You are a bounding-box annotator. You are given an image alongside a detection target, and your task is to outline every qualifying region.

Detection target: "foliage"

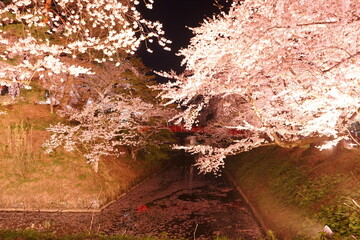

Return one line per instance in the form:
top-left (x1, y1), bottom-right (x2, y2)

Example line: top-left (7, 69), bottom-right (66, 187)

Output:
top-left (0, 229), bottom-right (181, 240)
top-left (137, 129), bottom-right (176, 163)
top-left (317, 197), bottom-right (360, 238)
top-left (213, 230), bottom-right (280, 240)
top-left (267, 161), bottom-right (359, 237)
top-left (158, 0), bottom-right (360, 173)
top-left (226, 146), bottom-right (360, 239)
top-left (272, 170), bottom-right (343, 209)
top-left (0, 229), bottom-right (284, 240)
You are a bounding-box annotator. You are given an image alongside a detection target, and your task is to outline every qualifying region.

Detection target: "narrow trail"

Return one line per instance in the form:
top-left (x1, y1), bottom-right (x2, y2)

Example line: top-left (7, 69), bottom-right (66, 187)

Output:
top-left (0, 166), bottom-right (264, 239)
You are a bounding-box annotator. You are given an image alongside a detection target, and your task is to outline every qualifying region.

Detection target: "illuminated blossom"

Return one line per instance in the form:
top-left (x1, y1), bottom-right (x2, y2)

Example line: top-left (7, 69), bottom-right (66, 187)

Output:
top-left (159, 0), bottom-right (360, 173)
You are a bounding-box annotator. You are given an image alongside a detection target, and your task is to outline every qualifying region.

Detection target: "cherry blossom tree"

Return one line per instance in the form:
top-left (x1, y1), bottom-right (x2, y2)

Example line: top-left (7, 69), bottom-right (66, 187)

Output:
top-left (158, 0), bottom-right (360, 173)
top-left (43, 94), bottom-right (173, 172)
top-left (0, 0), bottom-right (170, 98)
top-left (0, 0), bottom-right (174, 169)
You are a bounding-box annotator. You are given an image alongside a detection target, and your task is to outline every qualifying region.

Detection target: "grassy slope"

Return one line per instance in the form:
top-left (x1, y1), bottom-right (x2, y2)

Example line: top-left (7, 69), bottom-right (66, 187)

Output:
top-left (0, 229), bottom-right (175, 240)
top-left (226, 145), bottom-right (360, 240)
top-left (0, 86), bottom-right (169, 210)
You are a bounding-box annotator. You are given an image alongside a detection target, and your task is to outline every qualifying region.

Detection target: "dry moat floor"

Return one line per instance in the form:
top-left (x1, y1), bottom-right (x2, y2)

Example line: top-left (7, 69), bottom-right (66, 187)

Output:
top-left (0, 167), bottom-right (264, 240)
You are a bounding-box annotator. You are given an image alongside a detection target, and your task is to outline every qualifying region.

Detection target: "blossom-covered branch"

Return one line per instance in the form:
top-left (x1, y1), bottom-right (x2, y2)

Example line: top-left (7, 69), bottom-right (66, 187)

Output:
top-left (158, 0), bottom-right (360, 173)
top-left (0, 0), bottom-right (170, 97)
top-left (43, 95), bottom-right (173, 172)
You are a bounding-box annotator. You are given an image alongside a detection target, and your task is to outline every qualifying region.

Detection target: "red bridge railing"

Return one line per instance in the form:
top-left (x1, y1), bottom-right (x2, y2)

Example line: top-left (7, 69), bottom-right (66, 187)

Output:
top-left (138, 125), bottom-right (250, 136)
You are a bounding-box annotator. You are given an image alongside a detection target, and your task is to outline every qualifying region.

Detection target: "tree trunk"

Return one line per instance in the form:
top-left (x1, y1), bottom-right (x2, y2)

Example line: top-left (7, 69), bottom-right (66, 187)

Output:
top-left (48, 89), bottom-right (54, 113)
top-left (130, 148), bottom-right (137, 161)
top-left (271, 132), bottom-right (329, 149)
top-left (331, 139), bottom-right (345, 157)
top-left (49, 97), bottom-right (54, 113)
top-left (60, 75), bottom-right (73, 108)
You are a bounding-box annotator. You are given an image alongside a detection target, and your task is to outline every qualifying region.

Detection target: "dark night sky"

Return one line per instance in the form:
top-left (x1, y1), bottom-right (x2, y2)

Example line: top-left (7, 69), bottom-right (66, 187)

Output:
top-left (136, 0), bottom-right (232, 73)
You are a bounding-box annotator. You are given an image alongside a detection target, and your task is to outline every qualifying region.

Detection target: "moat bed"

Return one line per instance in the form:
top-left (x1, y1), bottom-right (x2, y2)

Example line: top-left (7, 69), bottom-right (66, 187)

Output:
top-left (0, 166), bottom-right (264, 240)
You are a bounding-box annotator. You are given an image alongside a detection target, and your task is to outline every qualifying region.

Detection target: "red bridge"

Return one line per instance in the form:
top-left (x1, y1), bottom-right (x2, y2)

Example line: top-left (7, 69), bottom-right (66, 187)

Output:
top-left (167, 125), bottom-right (203, 133)
top-left (167, 125), bottom-right (250, 136)
top-left (138, 125), bottom-right (250, 136)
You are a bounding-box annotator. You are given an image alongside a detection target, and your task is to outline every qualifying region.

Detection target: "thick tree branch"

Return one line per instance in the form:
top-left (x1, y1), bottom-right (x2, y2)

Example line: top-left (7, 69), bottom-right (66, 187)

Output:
top-left (345, 128), bottom-right (360, 146)
top-left (349, 108), bottom-right (360, 122)
top-left (323, 51), bottom-right (360, 73)
top-left (271, 132), bottom-right (330, 148)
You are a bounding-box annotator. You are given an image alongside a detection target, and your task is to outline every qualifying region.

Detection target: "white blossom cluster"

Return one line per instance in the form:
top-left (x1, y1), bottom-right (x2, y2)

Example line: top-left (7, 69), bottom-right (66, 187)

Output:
top-left (159, 0), bottom-right (360, 172)
top-left (0, 0), bottom-right (169, 57)
top-left (43, 95), bottom-right (170, 171)
top-left (0, 0), bottom-right (174, 169)
top-left (0, 34), bottom-right (94, 102)
top-left (0, 0), bottom-right (169, 96)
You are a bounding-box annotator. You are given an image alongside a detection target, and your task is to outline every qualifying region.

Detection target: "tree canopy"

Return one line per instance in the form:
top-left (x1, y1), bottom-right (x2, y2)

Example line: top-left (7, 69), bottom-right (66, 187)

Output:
top-left (158, 0), bottom-right (360, 173)
top-left (0, 0), bottom-right (169, 89)
top-left (1, 0), bottom-right (359, 173)
top-left (0, 0), bottom-right (173, 169)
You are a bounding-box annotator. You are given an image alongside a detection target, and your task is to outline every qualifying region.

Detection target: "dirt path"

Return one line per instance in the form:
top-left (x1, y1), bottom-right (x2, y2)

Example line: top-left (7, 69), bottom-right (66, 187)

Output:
top-left (0, 167), bottom-right (264, 239)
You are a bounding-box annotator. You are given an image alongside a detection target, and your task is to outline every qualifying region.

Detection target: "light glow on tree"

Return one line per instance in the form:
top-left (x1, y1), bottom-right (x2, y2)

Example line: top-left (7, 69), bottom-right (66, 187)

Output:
top-left (0, 0), bottom-right (170, 95)
top-left (43, 95), bottom-right (173, 172)
top-left (158, 0), bottom-right (360, 173)
top-left (0, 0), bottom-right (173, 169)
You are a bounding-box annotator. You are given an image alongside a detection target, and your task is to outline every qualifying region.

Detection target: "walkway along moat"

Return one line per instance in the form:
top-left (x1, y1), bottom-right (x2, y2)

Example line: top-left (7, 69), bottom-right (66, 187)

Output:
top-left (0, 166), bottom-right (265, 239)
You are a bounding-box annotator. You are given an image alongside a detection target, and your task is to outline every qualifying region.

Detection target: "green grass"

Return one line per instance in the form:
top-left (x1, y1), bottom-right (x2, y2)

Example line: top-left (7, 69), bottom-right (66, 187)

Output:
top-left (226, 146), bottom-right (360, 239)
top-left (213, 230), bottom-right (279, 240)
top-left (0, 229), bottom-right (285, 240)
top-left (0, 229), bottom-right (178, 240)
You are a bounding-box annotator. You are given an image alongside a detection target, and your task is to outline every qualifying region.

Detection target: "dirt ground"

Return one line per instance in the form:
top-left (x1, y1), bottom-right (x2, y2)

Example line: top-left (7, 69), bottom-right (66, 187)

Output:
top-left (0, 166), bottom-right (265, 240)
